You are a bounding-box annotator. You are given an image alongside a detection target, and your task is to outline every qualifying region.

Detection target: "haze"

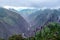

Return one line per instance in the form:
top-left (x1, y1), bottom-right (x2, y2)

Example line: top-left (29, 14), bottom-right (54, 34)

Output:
top-left (0, 0), bottom-right (60, 8)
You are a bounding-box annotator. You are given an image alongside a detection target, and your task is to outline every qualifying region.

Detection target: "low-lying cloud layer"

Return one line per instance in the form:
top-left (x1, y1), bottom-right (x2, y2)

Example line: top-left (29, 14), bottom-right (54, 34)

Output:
top-left (0, 0), bottom-right (60, 8)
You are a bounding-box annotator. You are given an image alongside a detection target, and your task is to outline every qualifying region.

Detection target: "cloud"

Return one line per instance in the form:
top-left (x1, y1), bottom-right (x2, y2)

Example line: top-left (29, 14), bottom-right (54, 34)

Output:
top-left (30, 0), bottom-right (59, 8)
top-left (0, 0), bottom-right (60, 8)
top-left (3, 6), bottom-right (38, 10)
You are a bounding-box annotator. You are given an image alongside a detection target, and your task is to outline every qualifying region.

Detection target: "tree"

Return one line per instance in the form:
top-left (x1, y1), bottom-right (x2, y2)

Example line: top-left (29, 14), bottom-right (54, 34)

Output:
top-left (9, 34), bottom-right (25, 40)
top-left (0, 38), bottom-right (4, 40)
top-left (35, 22), bottom-right (60, 40)
top-left (27, 37), bottom-right (35, 40)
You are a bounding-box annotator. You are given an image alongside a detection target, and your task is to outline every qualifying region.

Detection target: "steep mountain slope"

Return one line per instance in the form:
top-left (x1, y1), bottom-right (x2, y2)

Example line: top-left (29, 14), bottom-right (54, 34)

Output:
top-left (28, 10), bottom-right (43, 24)
top-left (0, 8), bottom-right (30, 40)
top-left (28, 9), bottom-right (60, 31)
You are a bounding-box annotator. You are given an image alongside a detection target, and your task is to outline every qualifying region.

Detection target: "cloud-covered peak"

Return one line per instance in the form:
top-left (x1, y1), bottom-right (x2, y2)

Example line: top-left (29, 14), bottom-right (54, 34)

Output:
top-left (3, 6), bottom-right (39, 10)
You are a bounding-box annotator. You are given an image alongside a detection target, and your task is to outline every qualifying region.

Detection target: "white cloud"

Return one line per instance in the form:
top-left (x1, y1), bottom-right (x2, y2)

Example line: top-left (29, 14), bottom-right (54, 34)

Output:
top-left (3, 6), bottom-right (39, 10)
top-left (0, 0), bottom-right (60, 8)
top-left (25, 0), bottom-right (58, 3)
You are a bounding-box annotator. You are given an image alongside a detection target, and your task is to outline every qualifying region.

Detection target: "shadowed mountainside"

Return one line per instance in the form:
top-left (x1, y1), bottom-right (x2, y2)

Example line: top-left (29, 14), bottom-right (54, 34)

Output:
top-left (0, 8), bottom-right (30, 40)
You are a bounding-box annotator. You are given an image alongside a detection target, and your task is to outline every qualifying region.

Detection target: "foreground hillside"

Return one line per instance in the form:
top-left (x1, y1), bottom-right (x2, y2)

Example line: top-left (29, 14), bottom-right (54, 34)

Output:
top-left (1, 22), bottom-right (60, 40)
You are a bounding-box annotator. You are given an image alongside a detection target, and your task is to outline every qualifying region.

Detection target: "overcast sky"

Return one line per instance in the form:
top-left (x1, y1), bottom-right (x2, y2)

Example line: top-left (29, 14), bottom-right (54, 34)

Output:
top-left (0, 0), bottom-right (60, 8)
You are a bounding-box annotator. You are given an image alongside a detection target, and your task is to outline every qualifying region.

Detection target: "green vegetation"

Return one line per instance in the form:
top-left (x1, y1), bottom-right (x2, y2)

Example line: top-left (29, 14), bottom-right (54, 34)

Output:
top-left (1, 22), bottom-right (60, 40)
top-left (9, 34), bottom-right (25, 40)
top-left (35, 22), bottom-right (60, 40)
top-left (0, 38), bottom-right (4, 40)
top-left (8, 35), bottom-right (35, 40)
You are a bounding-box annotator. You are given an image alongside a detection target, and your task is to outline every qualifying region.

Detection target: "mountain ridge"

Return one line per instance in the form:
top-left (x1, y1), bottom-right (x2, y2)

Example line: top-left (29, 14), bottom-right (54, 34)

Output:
top-left (0, 7), bottom-right (30, 40)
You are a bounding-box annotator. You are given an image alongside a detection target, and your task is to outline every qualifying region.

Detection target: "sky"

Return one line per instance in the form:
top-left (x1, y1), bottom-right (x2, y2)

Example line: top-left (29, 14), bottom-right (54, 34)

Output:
top-left (0, 0), bottom-right (60, 8)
